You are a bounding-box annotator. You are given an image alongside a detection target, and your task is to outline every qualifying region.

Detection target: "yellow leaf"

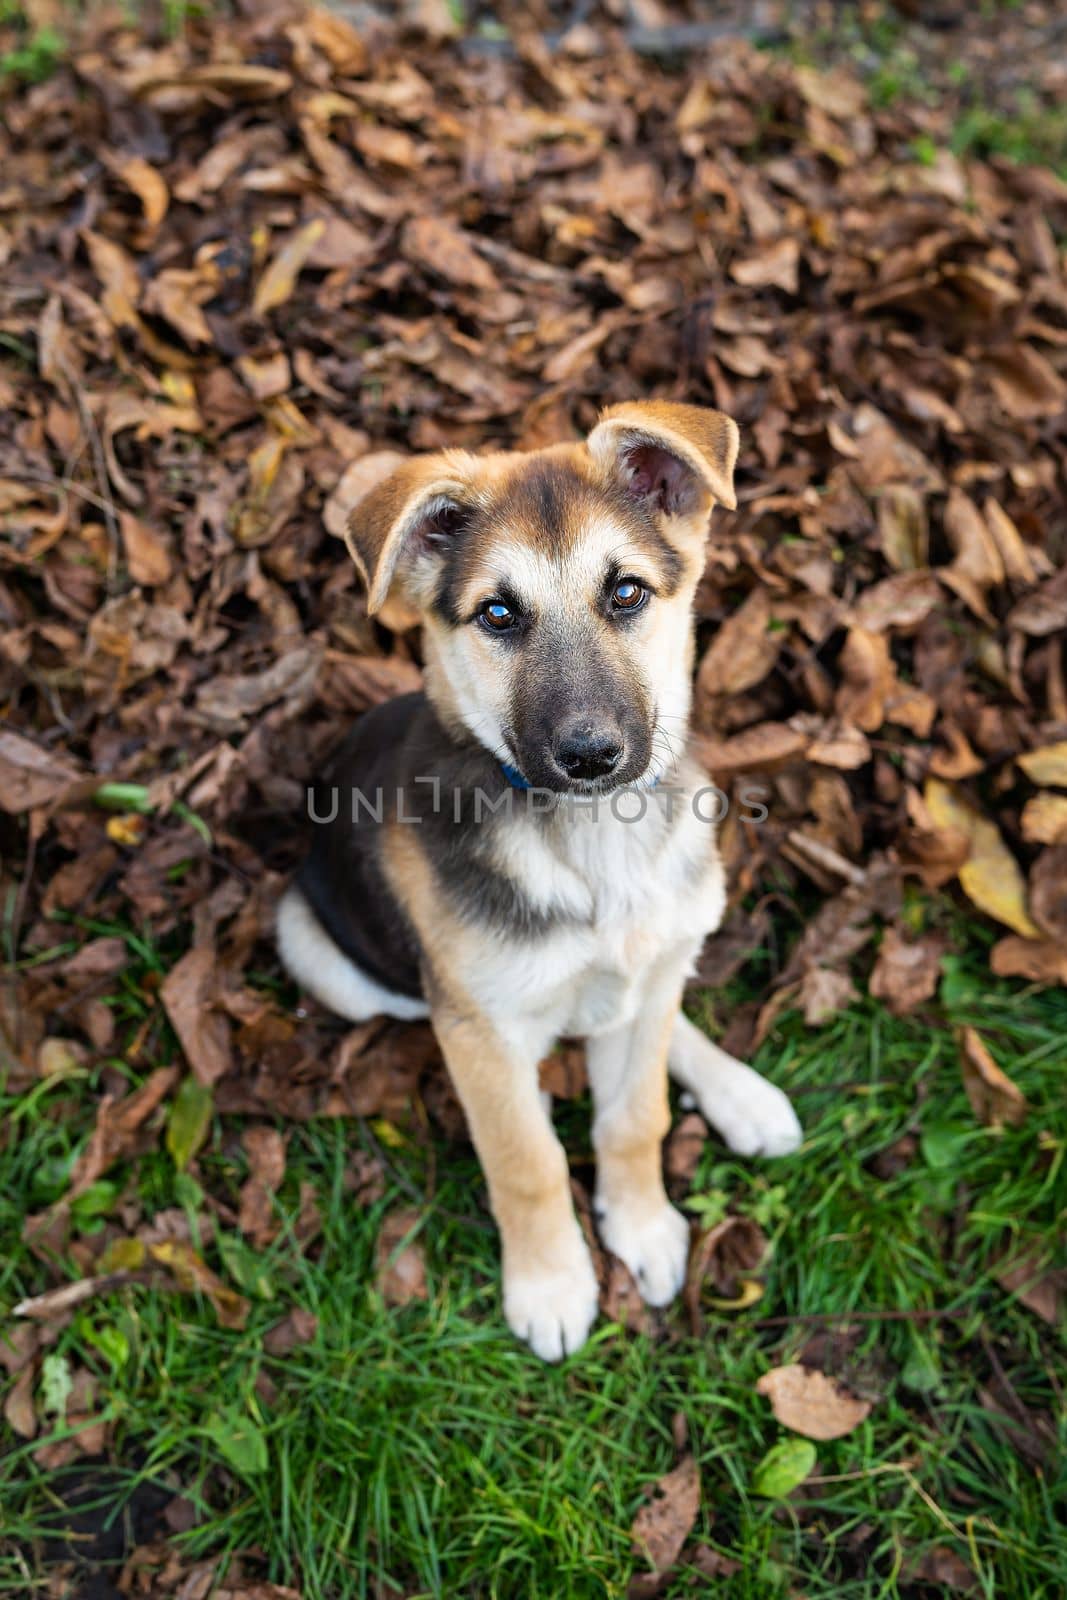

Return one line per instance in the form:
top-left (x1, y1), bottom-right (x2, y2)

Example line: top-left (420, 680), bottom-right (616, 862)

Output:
top-left (706, 1277), bottom-right (765, 1312)
top-left (370, 1118), bottom-right (407, 1150)
top-left (148, 1241), bottom-right (249, 1329)
top-left (106, 813), bottom-right (147, 848)
top-left (98, 1236), bottom-right (146, 1272)
top-left (252, 220), bottom-right (326, 316)
top-left (924, 778), bottom-right (1040, 938)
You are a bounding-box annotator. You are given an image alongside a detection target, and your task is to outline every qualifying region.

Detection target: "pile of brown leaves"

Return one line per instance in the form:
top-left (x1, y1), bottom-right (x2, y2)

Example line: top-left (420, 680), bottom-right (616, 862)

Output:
top-left (1, 0), bottom-right (1065, 1130)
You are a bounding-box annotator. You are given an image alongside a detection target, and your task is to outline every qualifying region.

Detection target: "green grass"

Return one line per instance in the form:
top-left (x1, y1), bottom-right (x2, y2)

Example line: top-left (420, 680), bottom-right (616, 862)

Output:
top-left (1, 930), bottom-right (1064, 1598)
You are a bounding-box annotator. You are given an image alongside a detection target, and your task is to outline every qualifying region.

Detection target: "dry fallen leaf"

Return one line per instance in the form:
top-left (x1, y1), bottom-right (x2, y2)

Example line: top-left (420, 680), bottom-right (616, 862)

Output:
top-left (924, 779), bottom-right (1040, 939)
top-left (252, 220), bottom-right (327, 316)
top-left (629, 1454), bottom-right (701, 1597)
top-left (148, 1240), bottom-right (250, 1329)
top-left (238, 1126), bottom-right (287, 1249)
top-left (755, 1364), bottom-right (873, 1440)
top-left (1017, 743), bottom-right (1067, 787)
top-left (993, 1249), bottom-right (1064, 1326)
top-left (375, 1210), bottom-right (429, 1307)
top-left (684, 1215), bottom-right (767, 1333)
top-left (990, 935), bottom-right (1067, 986)
top-left (68, 1067), bottom-right (179, 1199)
top-left (3, 1367), bottom-right (37, 1440)
top-left (868, 926), bottom-right (946, 1016)
top-left (0, 730), bottom-right (81, 814)
top-left (957, 1026), bottom-right (1029, 1128)
top-left (263, 1307), bottom-right (319, 1356)
top-left (161, 946), bottom-right (234, 1085)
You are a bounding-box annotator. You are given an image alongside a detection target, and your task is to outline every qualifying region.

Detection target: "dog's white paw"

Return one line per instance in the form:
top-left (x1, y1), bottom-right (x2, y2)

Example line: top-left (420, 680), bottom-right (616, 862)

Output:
top-left (503, 1234), bottom-right (599, 1362)
top-left (700, 1063), bottom-right (802, 1158)
top-left (597, 1200), bottom-right (690, 1308)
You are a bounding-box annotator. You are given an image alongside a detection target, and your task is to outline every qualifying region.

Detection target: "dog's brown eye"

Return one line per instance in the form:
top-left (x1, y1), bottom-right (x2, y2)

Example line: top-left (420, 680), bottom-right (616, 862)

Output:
top-left (612, 579), bottom-right (647, 612)
top-left (479, 600), bottom-right (516, 632)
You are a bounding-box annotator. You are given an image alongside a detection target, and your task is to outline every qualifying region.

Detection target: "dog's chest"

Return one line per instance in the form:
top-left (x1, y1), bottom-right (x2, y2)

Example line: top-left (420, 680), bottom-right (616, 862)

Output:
top-left (474, 794), bottom-right (724, 1037)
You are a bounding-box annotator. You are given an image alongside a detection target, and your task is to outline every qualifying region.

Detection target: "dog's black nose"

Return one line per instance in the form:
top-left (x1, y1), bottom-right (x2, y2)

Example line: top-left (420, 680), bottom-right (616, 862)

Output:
top-left (554, 726), bottom-right (623, 782)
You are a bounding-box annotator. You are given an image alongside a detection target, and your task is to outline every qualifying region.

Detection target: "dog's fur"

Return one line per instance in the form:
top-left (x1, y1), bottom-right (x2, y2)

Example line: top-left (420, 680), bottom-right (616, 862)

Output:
top-left (278, 402), bottom-right (801, 1360)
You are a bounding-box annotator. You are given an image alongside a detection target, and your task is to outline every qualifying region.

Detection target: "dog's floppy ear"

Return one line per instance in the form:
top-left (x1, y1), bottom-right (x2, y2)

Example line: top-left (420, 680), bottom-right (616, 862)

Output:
top-left (586, 401), bottom-right (739, 529)
top-left (345, 456), bottom-right (473, 616)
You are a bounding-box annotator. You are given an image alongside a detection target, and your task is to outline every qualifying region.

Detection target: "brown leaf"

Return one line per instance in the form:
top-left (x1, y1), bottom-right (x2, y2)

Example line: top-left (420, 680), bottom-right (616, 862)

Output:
top-left (4, 1367), bottom-right (37, 1439)
top-left (161, 946), bottom-right (233, 1085)
top-left (799, 966), bottom-right (858, 1025)
top-left (119, 511), bottom-right (172, 586)
top-left (69, 1066), bottom-right (179, 1199)
top-left (876, 485), bottom-right (928, 571)
top-left (695, 722), bottom-right (808, 775)
top-left (993, 1249), bottom-right (1064, 1326)
top-left (983, 345), bottom-right (1066, 420)
top-left (957, 1026), bottom-right (1029, 1128)
top-left (1028, 845), bottom-right (1067, 944)
top-left (263, 1307), bottom-right (319, 1356)
top-left (835, 628), bottom-right (893, 733)
top-left (0, 730), bottom-right (81, 814)
top-left (910, 1547), bottom-right (979, 1593)
top-left (805, 719), bottom-right (871, 770)
top-left (629, 1455), bottom-right (701, 1593)
top-left (252, 220), bottom-right (327, 316)
top-left (851, 570), bottom-right (940, 633)
top-left (539, 1041), bottom-right (588, 1099)
top-left (869, 926), bottom-right (946, 1016)
top-left (755, 1364), bottom-right (872, 1440)
top-left (730, 237), bottom-right (799, 293)
top-left (990, 935), bottom-right (1067, 986)
top-left (376, 1210), bottom-right (428, 1307)
top-left (684, 1215), bottom-right (767, 1333)
top-left (401, 217), bottom-right (499, 292)
top-left (600, 1256), bottom-right (650, 1336)
top-left (238, 1126), bottom-right (287, 1248)
top-left (944, 487), bottom-right (1003, 590)
top-left (133, 62), bottom-right (293, 99)
top-left (697, 587), bottom-right (781, 699)
top-left (104, 152), bottom-right (169, 232)
top-left (665, 1113), bottom-right (708, 1185)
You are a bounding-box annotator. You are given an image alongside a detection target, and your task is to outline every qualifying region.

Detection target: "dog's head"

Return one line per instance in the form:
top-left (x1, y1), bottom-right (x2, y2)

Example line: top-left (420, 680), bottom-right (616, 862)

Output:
top-left (345, 401), bottom-right (739, 793)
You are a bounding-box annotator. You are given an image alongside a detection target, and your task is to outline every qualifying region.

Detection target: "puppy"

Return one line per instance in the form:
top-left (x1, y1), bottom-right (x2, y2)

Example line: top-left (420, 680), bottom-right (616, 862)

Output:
top-left (278, 401), bottom-right (801, 1360)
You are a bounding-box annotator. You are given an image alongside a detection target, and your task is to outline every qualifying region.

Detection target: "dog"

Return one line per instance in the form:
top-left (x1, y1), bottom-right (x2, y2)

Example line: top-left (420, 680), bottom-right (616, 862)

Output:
top-left (277, 401), bottom-right (801, 1361)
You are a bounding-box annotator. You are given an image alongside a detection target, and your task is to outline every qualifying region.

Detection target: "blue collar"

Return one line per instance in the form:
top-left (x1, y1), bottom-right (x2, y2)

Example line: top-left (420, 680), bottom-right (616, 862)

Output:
top-left (499, 761), bottom-right (530, 790)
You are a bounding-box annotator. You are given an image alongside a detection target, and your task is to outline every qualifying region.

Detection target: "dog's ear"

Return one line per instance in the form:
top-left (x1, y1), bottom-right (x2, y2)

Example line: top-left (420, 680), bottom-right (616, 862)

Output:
top-left (345, 457), bottom-right (473, 616)
top-left (586, 401), bottom-right (739, 531)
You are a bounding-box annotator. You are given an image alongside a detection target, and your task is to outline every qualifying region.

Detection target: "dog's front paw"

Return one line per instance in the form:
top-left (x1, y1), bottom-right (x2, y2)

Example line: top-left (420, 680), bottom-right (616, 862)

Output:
top-left (703, 1063), bottom-right (802, 1158)
top-left (503, 1231), bottom-right (599, 1362)
top-left (596, 1199), bottom-right (689, 1307)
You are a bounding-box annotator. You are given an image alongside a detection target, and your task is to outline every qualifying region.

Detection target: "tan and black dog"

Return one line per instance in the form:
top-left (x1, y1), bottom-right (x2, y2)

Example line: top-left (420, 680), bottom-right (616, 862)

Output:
top-left (278, 401), bottom-right (801, 1360)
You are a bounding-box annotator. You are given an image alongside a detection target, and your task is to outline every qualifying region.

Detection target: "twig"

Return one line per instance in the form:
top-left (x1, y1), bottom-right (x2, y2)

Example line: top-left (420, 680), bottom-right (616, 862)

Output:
top-left (60, 358), bottom-right (122, 588)
top-left (783, 830), bottom-right (867, 887)
top-left (14, 1269), bottom-right (157, 1319)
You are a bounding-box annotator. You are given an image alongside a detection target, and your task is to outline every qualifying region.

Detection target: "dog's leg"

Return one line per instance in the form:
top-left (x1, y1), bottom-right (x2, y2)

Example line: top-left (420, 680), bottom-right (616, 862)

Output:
top-left (433, 1005), bottom-right (599, 1362)
top-left (667, 1012), bottom-right (802, 1158)
top-left (586, 964), bottom-right (691, 1308)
